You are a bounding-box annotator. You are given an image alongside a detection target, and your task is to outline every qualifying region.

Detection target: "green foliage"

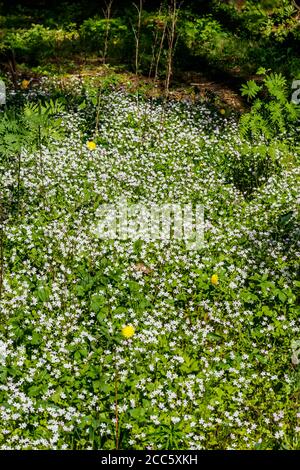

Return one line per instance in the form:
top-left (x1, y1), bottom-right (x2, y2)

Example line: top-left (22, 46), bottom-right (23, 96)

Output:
top-left (0, 98), bottom-right (66, 156)
top-left (221, 140), bottom-right (283, 197)
top-left (180, 15), bottom-right (228, 58)
top-left (1, 1), bottom-right (300, 80)
top-left (222, 70), bottom-right (300, 196)
top-left (240, 71), bottom-right (300, 141)
top-left (0, 112), bottom-right (26, 158)
top-left (23, 99), bottom-right (66, 147)
top-left (241, 80), bottom-right (262, 100)
top-left (3, 24), bottom-right (79, 63)
top-left (80, 17), bottom-right (128, 58)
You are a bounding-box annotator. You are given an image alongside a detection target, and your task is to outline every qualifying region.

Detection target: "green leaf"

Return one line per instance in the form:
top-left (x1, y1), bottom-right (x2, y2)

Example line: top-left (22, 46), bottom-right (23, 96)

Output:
top-left (91, 294), bottom-right (106, 312)
top-left (241, 80), bottom-right (262, 99)
top-left (278, 291), bottom-right (287, 303)
top-left (31, 332), bottom-right (42, 345)
top-left (36, 285), bottom-right (50, 302)
top-left (129, 407), bottom-right (146, 419)
top-left (28, 385), bottom-right (41, 397)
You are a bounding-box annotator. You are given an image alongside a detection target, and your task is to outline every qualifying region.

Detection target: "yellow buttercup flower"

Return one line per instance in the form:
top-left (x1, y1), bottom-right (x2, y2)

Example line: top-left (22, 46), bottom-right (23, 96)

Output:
top-left (211, 274), bottom-right (219, 286)
top-left (21, 79), bottom-right (30, 90)
top-left (121, 325), bottom-right (135, 338)
top-left (86, 141), bottom-right (97, 150)
top-left (220, 108), bottom-right (226, 115)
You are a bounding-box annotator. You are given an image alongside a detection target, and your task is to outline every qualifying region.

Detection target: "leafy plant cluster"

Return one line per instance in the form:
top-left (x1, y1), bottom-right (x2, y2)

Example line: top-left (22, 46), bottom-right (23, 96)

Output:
top-left (219, 70), bottom-right (300, 197)
top-left (1, 0), bottom-right (300, 80)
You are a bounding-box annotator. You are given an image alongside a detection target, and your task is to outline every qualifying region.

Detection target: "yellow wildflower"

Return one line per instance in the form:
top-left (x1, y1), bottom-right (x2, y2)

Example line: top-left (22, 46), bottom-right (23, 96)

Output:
top-left (121, 325), bottom-right (135, 338)
top-left (211, 274), bottom-right (219, 286)
top-left (86, 141), bottom-right (97, 150)
top-left (21, 79), bottom-right (30, 90)
top-left (220, 108), bottom-right (226, 115)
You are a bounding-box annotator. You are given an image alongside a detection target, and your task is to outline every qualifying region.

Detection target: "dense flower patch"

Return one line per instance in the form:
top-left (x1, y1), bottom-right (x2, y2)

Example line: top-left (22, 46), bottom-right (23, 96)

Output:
top-left (0, 86), bottom-right (299, 449)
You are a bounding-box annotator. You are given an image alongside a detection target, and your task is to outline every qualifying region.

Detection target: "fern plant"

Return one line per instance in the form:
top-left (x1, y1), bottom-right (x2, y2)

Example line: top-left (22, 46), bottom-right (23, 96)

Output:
top-left (0, 99), bottom-right (65, 218)
top-left (240, 69), bottom-right (300, 141)
top-left (0, 111), bottom-right (29, 218)
top-left (23, 98), bottom-right (65, 148)
top-left (224, 70), bottom-right (299, 197)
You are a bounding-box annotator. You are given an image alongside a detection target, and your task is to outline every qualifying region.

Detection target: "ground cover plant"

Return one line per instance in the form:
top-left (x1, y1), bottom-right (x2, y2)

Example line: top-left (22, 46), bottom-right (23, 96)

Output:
top-left (0, 0), bottom-right (300, 451)
top-left (0, 73), bottom-right (299, 450)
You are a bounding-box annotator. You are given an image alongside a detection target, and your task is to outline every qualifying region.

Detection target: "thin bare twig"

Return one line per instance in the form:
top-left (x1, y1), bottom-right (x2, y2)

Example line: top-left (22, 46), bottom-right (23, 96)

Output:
top-left (165, 0), bottom-right (182, 96)
top-left (102, 0), bottom-right (114, 64)
top-left (132, 0), bottom-right (144, 75)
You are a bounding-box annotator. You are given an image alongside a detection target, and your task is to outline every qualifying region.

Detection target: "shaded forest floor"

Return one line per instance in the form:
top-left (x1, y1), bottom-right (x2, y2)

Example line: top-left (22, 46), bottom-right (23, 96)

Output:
top-left (4, 55), bottom-right (247, 113)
